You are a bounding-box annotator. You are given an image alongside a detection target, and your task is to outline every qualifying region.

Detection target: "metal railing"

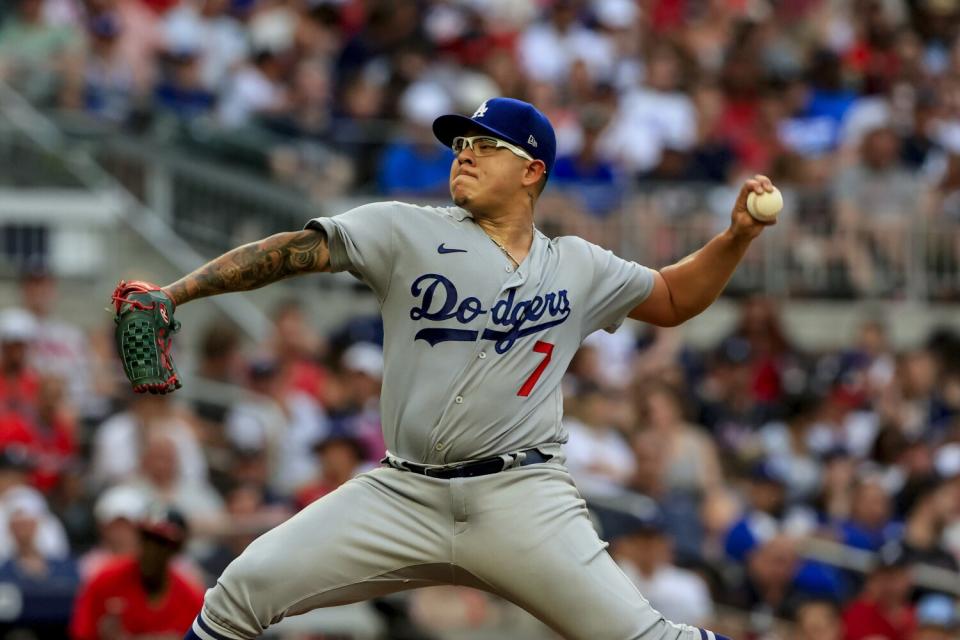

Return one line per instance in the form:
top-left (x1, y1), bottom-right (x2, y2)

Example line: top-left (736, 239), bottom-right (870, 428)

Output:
top-left (38, 125), bottom-right (960, 302)
top-left (0, 82), bottom-right (274, 341)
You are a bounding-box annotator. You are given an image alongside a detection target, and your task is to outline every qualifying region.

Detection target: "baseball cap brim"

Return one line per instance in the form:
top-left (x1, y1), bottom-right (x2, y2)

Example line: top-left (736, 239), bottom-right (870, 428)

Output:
top-left (432, 114), bottom-right (525, 152)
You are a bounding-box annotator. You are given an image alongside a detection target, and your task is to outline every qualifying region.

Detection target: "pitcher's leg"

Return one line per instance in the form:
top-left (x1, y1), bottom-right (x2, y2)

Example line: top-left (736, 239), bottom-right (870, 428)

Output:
top-left (189, 468), bottom-right (453, 640)
top-left (455, 467), bottom-right (701, 640)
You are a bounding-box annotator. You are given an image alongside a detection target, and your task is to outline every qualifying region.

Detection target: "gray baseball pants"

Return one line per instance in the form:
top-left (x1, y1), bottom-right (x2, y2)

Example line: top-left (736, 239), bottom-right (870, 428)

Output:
top-left (188, 452), bottom-right (702, 640)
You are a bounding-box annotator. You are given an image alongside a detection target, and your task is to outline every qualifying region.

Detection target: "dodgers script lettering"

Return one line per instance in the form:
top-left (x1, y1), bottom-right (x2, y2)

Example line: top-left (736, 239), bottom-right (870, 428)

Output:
top-left (409, 274), bottom-right (571, 353)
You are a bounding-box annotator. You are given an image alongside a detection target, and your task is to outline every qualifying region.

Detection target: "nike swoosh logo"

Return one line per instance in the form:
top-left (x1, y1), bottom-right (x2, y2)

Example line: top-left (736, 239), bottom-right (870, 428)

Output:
top-left (438, 244), bottom-right (468, 254)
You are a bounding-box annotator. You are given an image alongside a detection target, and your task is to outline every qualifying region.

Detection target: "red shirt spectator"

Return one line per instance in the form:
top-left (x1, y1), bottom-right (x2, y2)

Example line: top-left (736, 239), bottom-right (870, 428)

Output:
top-left (842, 598), bottom-right (916, 640)
top-left (295, 429), bottom-right (364, 510)
top-left (0, 377), bottom-right (76, 493)
top-left (70, 556), bottom-right (203, 640)
top-left (842, 547), bottom-right (916, 640)
top-left (0, 371), bottom-right (40, 412)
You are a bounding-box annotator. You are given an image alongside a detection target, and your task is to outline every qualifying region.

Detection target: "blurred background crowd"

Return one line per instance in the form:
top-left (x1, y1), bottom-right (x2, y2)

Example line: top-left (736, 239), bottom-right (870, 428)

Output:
top-left (2, 0), bottom-right (960, 639)
top-left (4, 0), bottom-right (960, 298)
top-left (0, 271), bottom-right (958, 639)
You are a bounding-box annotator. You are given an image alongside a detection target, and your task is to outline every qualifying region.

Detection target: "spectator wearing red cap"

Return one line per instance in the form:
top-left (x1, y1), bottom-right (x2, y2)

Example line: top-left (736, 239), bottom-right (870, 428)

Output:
top-left (70, 506), bottom-right (203, 640)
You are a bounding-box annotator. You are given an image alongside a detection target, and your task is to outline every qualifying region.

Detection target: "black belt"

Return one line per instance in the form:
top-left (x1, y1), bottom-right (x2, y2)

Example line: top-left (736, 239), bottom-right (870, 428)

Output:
top-left (393, 449), bottom-right (551, 479)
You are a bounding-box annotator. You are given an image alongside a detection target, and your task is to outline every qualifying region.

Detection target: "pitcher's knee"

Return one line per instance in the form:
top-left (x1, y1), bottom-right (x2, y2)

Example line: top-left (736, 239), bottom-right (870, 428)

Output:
top-left (202, 550), bottom-right (288, 638)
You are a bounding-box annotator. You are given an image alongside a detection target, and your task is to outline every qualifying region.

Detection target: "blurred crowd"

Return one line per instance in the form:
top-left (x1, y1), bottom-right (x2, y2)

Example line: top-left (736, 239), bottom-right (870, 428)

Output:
top-left (4, 0), bottom-right (960, 297)
top-left (1, 0), bottom-right (960, 638)
top-left (0, 268), bottom-right (957, 639)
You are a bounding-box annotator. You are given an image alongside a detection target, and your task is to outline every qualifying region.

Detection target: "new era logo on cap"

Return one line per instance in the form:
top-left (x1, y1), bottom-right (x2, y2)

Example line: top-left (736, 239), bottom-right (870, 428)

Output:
top-left (433, 97), bottom-right (557, 177)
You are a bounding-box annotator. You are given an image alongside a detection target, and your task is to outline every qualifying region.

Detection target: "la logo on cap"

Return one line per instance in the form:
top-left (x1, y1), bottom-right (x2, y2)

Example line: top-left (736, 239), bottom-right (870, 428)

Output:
top-left (472, 102), bottom-right (488, 118)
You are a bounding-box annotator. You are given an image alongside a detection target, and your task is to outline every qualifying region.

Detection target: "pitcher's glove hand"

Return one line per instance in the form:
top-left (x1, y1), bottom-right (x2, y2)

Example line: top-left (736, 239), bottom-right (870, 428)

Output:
top-left (111, 280), bottom-right (182, 394)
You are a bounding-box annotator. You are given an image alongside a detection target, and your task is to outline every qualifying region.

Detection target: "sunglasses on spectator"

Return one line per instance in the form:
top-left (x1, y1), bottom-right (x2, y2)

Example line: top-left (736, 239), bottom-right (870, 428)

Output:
top-left (452, 136), bottom-right (534, 161)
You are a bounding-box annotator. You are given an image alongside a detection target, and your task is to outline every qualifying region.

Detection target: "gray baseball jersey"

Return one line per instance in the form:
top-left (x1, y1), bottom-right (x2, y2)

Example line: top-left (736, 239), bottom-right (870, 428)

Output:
top-left (306, 201), bottom-right (655, 464)
top-left (191, 202), bottom-right (709, 640)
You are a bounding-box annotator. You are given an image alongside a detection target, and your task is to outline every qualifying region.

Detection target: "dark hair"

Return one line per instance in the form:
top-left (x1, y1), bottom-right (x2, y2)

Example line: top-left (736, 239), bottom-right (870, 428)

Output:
top-left (199, 323), bottom-right (240, 361)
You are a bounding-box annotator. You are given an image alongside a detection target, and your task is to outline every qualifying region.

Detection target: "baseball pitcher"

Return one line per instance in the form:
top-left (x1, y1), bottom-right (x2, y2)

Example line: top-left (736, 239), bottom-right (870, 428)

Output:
top-left (113, 98), bottom-right (776, 640)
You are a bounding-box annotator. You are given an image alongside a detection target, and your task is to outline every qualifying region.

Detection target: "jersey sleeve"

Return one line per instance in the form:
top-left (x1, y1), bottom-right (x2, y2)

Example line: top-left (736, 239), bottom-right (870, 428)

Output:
top-left (305, 202), bottom-right (398, 300)
top-left (580, 240), bottom-right (655, 337)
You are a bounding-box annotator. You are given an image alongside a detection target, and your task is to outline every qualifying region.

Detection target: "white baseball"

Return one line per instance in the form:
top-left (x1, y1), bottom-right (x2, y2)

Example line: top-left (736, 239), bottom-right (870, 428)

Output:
top-left (746, 187), bottom-right (783, 221)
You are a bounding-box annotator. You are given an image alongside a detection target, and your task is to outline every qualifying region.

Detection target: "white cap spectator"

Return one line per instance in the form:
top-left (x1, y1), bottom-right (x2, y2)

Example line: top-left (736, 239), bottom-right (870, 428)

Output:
top-left (593, 0), bottom-right (638, 30)
top-left (5, 489), bottom-right (48, 521)
top-left (94, 485), bottom-right (149, 526)
top-left (0, 308), bottom-right (37, 343)
top-left (838, 99), bottom-right (893, 149)
top-left (0, 485), bottom-right (68, 561)
top-left (451, 74), bottom-right (501, 116)
top-left (248, 3), bottom-right (297, 54)
top-left (342, 343), bottom-right (384, 380)
top-left (935, 443), bottom-right (960, 479)
top-left (399, 82), bottom-right (452, 128)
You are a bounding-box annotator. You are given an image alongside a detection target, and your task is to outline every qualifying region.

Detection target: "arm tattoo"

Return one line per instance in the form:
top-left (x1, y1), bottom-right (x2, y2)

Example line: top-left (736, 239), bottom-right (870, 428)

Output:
top-left (163, 229), bottom-right (330, 306)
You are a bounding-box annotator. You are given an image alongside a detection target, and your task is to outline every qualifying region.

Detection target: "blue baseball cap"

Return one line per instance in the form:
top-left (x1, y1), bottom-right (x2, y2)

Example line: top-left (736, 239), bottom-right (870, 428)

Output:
top-left (433, 97), bottom-right (557, 177)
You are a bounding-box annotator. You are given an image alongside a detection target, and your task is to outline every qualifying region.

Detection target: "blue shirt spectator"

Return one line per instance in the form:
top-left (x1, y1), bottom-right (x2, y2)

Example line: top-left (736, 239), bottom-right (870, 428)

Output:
top-left (378, 142), bottom-right (454, 196)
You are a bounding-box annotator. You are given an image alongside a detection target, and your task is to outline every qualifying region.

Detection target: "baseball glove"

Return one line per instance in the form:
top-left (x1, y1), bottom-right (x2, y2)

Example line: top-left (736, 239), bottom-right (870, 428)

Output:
top-left (111, 280), bottom-right (182, 394)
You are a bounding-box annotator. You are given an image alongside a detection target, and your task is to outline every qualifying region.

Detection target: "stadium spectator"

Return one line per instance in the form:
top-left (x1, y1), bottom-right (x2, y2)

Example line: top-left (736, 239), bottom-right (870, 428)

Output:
top-left (0, 447), bottom-right (69, 561)
top-left (628, 427), bottom-right (710, 564)
top-left (82, 12), bottom-right (139, 123)
top-left (79, 484), bottom-right (147, 581)
top-left (70, 507), bottom-right (203, 640)
top-left (19, 375), bottom-right (76, 494)
top-left (225, 357), bottom-right (327, 495)
top-left (600, 42), bottom-right (697, 176)
top-left (726, 533), bottom-right (841, 622)
top-left (19, 266), bottom-right (90, 418)
top-left (190, 322), bottom-right (244, 427)
top-left (551, 103), bottom-right (622, 217)
top-left (612, 507), bottom-right (715, 627)
top-left (331, 341), bottom-right (386, 463)
top-left (118, 430), bottom-right (225, 543)
top-left (91, 393), bottom-right (208, 489)
top-left (216, 48), bottom-right (288, 129)
top-left (792, 599), bottom-right (843, 640)
top-left (635, 381), bottom-right (723, 498)
top-left (197, 480), bottom-right (290, 586)
top-left (842, 542), bottom-right (917, 640)
top-left (757, 392), bottom-right (824, 503)
top-left (0, 0), bottom-right (83, 106)
top-left (266, 298), bottom-right (328, 402)
top-left (563, 381), bottom-right (636, 498)
top-left (836, 474), bottom-right (901, 553)
top-left (162, 0), bottom-right (248, 94)
top-left (377, 81), bottom-right (456, 196)
top-left (295, 425), bottom-right (365, 510)
top-left (0, 488), bottom-right (79, 637)
top-left (0, 308), bottom-right (40, 415)
top-left (723, 460), bottom-right (818, 564)
top-left (517, 0), bottom-right (614, 87)
top-left (899, 478), bottom-right (960, 584)
top-left (84, 0), bottom-right (163, 98)
top-left (152, 48), bottom-right (215, 121)
top-left (834, 124), bottom-right (923, 294)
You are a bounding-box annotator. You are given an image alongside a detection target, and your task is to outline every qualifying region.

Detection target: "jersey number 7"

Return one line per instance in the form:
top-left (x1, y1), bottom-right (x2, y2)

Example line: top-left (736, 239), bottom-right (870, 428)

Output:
top-left (517, 341), bottom-right (554, 397)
